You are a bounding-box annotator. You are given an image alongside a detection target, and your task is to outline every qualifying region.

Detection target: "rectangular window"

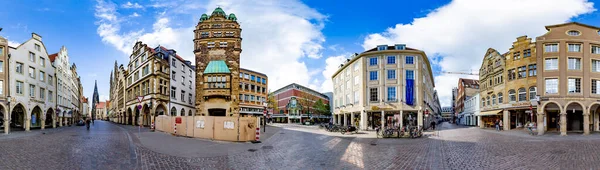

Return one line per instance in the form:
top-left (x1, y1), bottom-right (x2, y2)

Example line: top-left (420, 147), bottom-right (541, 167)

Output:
top-left (0, 61), bottom-right (3, 72)
top-left (172, 71), bottom-right (176, 80)
top-left (592, 45), bottom-right (600, 54)
top-left (49, 91), bottom-right (53, 101)
top-left (523, 49), bottom-right (531, 57)
top-left (16, 62), bottom-right (23, 74)
top-left (35, 44), bottom-right (41, 51)
top-left (134, 60), bottom-right (139, 68)
top-left (369, 57), bottom-right (378, 66)
top-left (568, 44), bottom-right (581, 52)
top-left (172, 58), bottom-right (176, 67)
top-left (593, 59), bottom-right (600, 72)
top-left (0, 80), bottom-right (3, 95)
top-left (593, 80), bottom-right (600, 94)
top-left (29, 67), bottom-right (35, 79)
top-left (353, 63), bottom-right (359, 71)
top-left (251, 75), bottom-right (255, 81)
top-left (181, 90), bottom-right (185, 102)
top-left (545, 78), bottom-right (558, 94)
top-left (387, 87), bottom-right (396, 101)
top-left (369, 71), bottom-right (378, 81)
top-left (377, 45), bottom-right (387, 51)
top-left (40, 71), bottom-right (45, 82)
top-left (40, 88), bottom-right (45, 100)
top-left (545, 58), bottom-right (558, 70)
top-left (170, 87), bottom-right (176, 99)
top-left (354, 91), bottom-right (359, 104)
top-left (387, 56), bottom-right (396, 64)
top-left (244, 73), bottom-right (249, 79)
top-left (405, 56), bottom-right (414, 64)
top-left (346, 80), bottom-right (350, 90)
top-left (16, 81), bottom-right (23, 95)
top-left (568, 78), bottom-right (581, 93)
top-left (345, 69), bottom-right (350, 76)
top-left (369, 88), bottom-right (378, 102)
top-left (545, 43), bottom-right (558, 52)
top-left (29, 52), bottom-right (35, 62)
top-left (518, 66), bottom-right (526, 78)
top-left (354, 76), bottom-right (359, 85)
top-left (143, 65), bottom-right (149, 75)
top-left (40, 57), bottom-right (45, 67)
top-left (528, 64), bottom-right (537, 76)
top-left (387, 69), bottom-right (396, 79)
top-left (568, 57), bottom-right (581, 70)
top-left (513, 52), bottom-right (520, 60)
top-left (29, 84), bottom-right (35, 97)
top-left (189, 94), bottom-right (192, 104)
top-left (406, 70), bottom-right (414, 80)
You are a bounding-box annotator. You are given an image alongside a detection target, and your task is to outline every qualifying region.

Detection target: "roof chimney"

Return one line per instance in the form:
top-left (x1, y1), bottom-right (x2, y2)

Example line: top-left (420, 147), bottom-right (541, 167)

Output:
top-left (32, 33), bottom-right (42, 41)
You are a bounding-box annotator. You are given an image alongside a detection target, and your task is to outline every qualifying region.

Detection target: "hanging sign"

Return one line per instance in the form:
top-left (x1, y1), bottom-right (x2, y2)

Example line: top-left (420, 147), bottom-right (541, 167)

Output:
top-left (406, 79), bottom-right (414, 105)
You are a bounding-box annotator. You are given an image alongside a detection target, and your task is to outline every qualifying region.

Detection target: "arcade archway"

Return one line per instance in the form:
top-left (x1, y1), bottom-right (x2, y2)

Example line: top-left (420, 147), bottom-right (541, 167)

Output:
top-left (45, 108), bottom-right (54, 128)
top-left (31, 106), bottom-right (42, 129)
top-left (10, 104), bottom-right (26, 130)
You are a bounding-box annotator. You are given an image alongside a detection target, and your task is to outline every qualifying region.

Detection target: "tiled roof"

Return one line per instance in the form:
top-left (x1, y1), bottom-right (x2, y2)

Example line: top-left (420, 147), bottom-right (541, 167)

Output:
top-left (159, 46), bottom-right (186, 62)
top-left (96, 102), bottom-right (106, 109)
top-left (48, 53), bottom-right (58, 62)
top-left (204, 60), bottom-right (230, 74)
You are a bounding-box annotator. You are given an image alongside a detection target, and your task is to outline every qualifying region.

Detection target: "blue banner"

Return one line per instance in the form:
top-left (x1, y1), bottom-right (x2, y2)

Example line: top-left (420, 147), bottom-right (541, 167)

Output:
top-left (406, 79), bottom-right (414, 105)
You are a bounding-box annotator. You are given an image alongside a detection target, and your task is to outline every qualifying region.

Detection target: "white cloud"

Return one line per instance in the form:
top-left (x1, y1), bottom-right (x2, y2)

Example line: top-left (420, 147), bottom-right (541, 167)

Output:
top-left (7, 40), bottom-right (21, 47)
top-left (95, 0), bottom-right (327, 93)
top-left (320, 54), bottom-right (350, 92)
top-left (130, 12), bottom-right (141, 17)
top-left (362, 0), bottom-right (595, 107)
top-left (122, 2), bottom-right (143, 9)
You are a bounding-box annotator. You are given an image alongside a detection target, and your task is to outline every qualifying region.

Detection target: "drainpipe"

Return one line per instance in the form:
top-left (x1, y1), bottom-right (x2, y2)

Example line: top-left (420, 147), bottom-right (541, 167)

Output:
top-left (6, 53), bottom-right (11, 134)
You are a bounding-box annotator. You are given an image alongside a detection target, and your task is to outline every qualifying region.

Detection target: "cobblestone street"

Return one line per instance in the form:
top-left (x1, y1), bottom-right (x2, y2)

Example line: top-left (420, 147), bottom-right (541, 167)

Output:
top-left (2, 121), bottom-right (600, 169)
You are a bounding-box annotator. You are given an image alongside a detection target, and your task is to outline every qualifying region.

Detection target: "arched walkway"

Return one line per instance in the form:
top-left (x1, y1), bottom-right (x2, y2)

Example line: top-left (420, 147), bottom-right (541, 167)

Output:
top-left (10, 104), bottom-right (26, 131)
top-left (589, 103), bottom-right (600, 133)
top-left (155, 104), bottom-right (166, 116)
top-left (127, 108), bottom-right (132, 125)
top-left (0, 104), bottom-right (5, 132)
top-left (143, 104), bottom-right (150, 126)
top-left (565, 102), bottom-right (585, 133)
top-left (45, 108), bottom-right (54, 128)
top-left (31, 106), bottom-right (42, 129)
top-left (134, 107), bottom-right (140, 126)
top-left (542, 102), bottom-right (561, 133)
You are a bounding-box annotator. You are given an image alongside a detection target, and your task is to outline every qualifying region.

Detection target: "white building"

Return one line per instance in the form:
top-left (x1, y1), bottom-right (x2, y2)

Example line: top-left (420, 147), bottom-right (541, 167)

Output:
top-left (161, 46), bottom-right (195, 117)
top-left (461, 94), bottom-right (479, 126)
top-left (8, 33), bottom-right (57, 131)
top-left (332, 45), bottom-right (438, 130)
top-left (51, 46), bottom-right (76, 126)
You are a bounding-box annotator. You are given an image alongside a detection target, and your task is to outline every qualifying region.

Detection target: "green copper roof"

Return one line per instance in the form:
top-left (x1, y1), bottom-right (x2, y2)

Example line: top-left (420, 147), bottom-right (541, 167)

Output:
top-left (204, 60), bottom-right (230, 74)
top-left (200, 14), bottom-right (208, 21)
top-left (228, 13), bottom-right (237, 21)
top-left (212, 7), bottom-right (226, 16)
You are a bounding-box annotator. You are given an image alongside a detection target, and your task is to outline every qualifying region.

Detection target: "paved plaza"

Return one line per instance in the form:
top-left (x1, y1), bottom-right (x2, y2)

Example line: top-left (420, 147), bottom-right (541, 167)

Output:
top-left (1, 121), bottom-right (600, 169)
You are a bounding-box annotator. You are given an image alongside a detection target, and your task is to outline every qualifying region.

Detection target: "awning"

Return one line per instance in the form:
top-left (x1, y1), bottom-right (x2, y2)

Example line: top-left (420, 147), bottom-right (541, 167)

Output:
top-left (477, 110), bottom-right (502, 116)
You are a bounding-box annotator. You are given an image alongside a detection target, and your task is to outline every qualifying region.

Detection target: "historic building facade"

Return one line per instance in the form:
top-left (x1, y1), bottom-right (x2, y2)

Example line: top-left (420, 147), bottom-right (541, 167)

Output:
top-left (95, 101), bottom-right (106, 120)
top-left (109, 61), bottom-right (127, 124)
top-left (332, 44), bottom-right (438, 130)
top-left (194, 7), bottom-right (242, 117)
top-left (239, 68), bottom-right (268, 117)
top-left (7, 33), bottom-right (56, 131)
top-left (0, 35), bottom-right (9, 133)
top-left (455, 78), bottom-right (479, 121)
top-left (51, 46), bottom-right (76, 126)
top-left (164, 46), bottom-right (196, 117)
top-left (460, 93), bottom-right (480, 126)
top-left (536, 22), bottom-right (600, 135)
top-left (478, 48), bottom-right (507, 128)
top-left (124, 42), bottom-right (171, 127)
top-left (271, 83), bottom-right (330, 124)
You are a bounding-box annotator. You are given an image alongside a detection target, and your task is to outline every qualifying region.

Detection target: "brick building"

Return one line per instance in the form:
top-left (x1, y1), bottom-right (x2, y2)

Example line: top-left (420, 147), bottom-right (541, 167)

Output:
top-left (271, 83), bottom-right (330, 124)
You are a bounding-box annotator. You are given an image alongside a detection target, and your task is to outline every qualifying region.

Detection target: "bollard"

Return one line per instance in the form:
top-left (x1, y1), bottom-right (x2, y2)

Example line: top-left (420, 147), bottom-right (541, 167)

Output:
top-left (151, 121), bottom-right (155, 132)
top-left (255, 127), bottom-right (260, 141)
top-left (174, 124), bottom-right (177, 135)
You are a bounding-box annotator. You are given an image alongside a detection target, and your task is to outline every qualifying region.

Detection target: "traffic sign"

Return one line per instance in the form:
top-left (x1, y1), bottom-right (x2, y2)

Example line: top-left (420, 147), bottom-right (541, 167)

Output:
top-left (137, 105), bottom-right (142, 110)
top-left (137, 96), bottom-right (144, 103)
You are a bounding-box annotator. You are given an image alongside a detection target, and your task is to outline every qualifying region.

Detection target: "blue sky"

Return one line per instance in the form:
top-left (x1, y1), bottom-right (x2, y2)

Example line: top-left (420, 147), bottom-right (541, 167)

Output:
top-left (1, 0), bottom-right (599, 107)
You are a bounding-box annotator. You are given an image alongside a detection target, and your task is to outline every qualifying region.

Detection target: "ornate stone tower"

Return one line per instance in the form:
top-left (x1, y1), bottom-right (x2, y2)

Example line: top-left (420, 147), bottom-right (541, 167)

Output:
top-left (194, 7), bottom-right (242, 117)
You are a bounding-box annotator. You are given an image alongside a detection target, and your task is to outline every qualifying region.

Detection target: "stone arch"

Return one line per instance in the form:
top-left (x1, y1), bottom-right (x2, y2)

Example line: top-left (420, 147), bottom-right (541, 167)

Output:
top-left (155, 104), bottom-right (166, 116)
top-left (0, 103), bottom-right (6, 129)
top-left (45, 108), bottom-right (54, 128)
top-left (541, 101), bottom-right (563, 113)
top-left (589, 102), bottom-right (600, 132)
top-left (142, 104), bottom-right (150, 126)
top-left (170, 107), bottom-right (177, 116)
top-left (127, 107), bottom-right (133, 125)
top-left (10, 103), bottom-right (27, 130)
top-left (188, 109), bottom-right (193, 116)
top-left (31, 106), bottom-right (43, 129)
top-left (565, 101), bottom-right (585, 132)
top-left (180, 108), bottom-right (185, 117)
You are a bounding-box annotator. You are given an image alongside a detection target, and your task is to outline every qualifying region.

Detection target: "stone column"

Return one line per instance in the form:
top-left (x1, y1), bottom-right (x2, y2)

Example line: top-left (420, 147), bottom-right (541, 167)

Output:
top-left (350, 112), bottom-right (355, 127)
top-left (332, 114), bottom-right (337, 125)
top-left (41, 117), bottom-right (46, 130)
top-left (59, 117), bottom-right (63, 127)
top-left (503, 110), bottom-right (510, 131)
top-left (560, 112), bottom-right (567, 136)
top-left (400, 110), bottom-right (404, 128)
top-left (343, 113), bottom-right (347, 126)
top-left (360, 110), bottom-right (367, 130)
top-left (417, 110), bottom-right (423, 127)
top-left (52, 115), bottom-right (56, 128)
top-left (25, 117), bottom-right (31, 131)
top-left (478, 116), bottom-right (484, 128)
top-left (583, 113), bottom-right (590, 135)
top-left (4, 117), bottom-right (9, 134)
top-left (537, 112), bottom-right (545, 135)
top-left (381, 111), bottom-right (385, 128)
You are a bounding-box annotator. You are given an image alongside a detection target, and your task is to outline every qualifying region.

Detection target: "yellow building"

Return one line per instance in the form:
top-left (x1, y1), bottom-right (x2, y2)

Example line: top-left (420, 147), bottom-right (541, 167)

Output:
top-left (193, 7), bottom-right (242, 117)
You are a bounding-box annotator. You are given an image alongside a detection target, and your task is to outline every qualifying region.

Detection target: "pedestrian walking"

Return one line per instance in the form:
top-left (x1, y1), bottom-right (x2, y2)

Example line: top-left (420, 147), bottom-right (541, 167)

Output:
top-left (85, 117), bottom-right (91, 130)
top-left (499, 120), bottom-right (503, 131)
top-left (495, 119), bottom-right (500, 131)
top-left (430, 121), bottom-right (436, 130)
top-left (527, 122), bottom-right (535, 135)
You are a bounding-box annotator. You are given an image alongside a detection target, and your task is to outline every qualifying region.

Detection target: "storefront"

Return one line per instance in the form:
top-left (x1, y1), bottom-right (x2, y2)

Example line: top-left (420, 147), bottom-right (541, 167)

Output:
top-left (509, 109), bottom-right (537, 129)
top-left (477, 110), bottom-right (502, 128)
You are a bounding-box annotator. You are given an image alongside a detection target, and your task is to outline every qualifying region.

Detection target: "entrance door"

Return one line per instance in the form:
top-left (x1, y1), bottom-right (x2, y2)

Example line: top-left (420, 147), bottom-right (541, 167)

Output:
top-left (208, 109), bottom-right (226, 116)
top-left (547, 111), bottom-right (558, 131)
top-left (567, 111), bottom-right (584, 131)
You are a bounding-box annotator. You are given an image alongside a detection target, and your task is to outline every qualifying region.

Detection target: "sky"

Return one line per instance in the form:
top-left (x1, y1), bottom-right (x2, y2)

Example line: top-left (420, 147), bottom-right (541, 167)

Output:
top-left (1, 0), bottom-right (600, 107)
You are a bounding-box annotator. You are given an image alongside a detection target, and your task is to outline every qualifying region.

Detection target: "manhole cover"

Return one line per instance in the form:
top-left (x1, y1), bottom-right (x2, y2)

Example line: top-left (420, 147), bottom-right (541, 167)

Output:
top-left (247, 149), bottom-right (258, 152)
top-left (261, 146), bottom-right (273, 149)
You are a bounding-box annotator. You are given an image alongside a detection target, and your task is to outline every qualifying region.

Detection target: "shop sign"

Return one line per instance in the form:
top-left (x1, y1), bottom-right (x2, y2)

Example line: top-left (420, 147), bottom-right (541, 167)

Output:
top-left (511, 102), bottom-right (530, 107)
top-left (175, 117), bottom-right (182, 124)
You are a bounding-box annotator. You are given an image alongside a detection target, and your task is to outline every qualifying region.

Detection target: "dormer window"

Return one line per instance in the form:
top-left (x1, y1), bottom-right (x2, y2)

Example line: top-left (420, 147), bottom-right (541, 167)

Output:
top-left (219, 42), bottom-right (228, 47)
top-left (395, 44), bottom-right (405, 50)
top-left (207, 42), bottom-right (215, 48)
top-left (377, 45), bottom-right (387, 51)
top-left (214, 32), bottom-right (222, 37)
top-left (567, 30), bottom-right (581, 36)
